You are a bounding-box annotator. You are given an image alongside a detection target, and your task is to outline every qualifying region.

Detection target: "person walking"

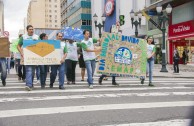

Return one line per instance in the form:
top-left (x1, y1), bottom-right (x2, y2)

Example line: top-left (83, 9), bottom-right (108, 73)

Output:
top-left (78, 46), bottom-right (86, 81)
top-left (50, 32), bottom-right (67, 89)
top-left (141, 36), bottom-right (155, 86)
top-left (182, 48), bottom-right (188, 65)
top-left (0, 57), bottom-right (7, 86)
top-left (17, 25), bottom-right (39, 91)
top-left (173, 53), bottom-right (180, 73)
top-left (65, 40), bottom-right (81, 84)
top-left (38, 33), bottom-right (48, 89)
top-left (81, 30), bottom-right (101, 89)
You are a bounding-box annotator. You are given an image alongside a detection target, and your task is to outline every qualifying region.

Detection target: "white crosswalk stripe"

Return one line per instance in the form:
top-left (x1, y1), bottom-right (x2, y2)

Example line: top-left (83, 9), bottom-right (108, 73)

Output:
top-left (0, 76), bottom-right (194, 126)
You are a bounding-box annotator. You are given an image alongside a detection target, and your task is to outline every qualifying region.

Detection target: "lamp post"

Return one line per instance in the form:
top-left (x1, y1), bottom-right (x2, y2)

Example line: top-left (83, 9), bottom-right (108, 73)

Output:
top-left (93, 13), bottom-right (106, 38)
top-left (156, 4), bottom-right (172, 72)
top-left (130, 10), bottom-right (142, 37)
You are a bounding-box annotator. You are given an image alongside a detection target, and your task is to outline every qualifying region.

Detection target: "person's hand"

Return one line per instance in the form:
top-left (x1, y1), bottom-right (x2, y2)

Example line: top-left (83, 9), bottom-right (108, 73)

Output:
top-left (60, 59), bottom-right (65, 64)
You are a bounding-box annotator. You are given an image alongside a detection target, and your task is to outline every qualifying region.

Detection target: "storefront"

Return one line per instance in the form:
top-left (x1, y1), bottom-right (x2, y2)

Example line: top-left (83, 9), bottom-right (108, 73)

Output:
top-left (168, 0), bottom-right (194, 64)
top-left (168, 20), bottom-right (194, 64)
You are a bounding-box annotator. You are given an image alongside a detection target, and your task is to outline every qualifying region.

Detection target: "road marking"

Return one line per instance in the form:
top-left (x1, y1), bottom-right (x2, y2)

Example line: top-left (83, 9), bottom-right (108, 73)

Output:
top-left (0, 86), bottom-right (193, 95)
top-left (1, 92), bottom-right (194, 103)
top-left (0, 101), bottom-right (193, 118)
top-left (103, 119), bottom-right (191, 126)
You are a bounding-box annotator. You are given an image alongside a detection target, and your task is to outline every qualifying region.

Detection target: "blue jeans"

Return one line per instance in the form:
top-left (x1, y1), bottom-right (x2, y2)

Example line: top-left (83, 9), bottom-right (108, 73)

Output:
top-left (35, 66), bottom-right (40, 80)
top-left (50, 63), bottom-right (65, 86)
top-left (25, 65), bottom-right (35, 87)
top-left (85, 60), bottom-right (96, 85)
top-left (39, 65), bottom-right (48, 86)
top-left (147, 57), bottom-right (154, 82)
top-left (0, 58), bottom-right (7, 81)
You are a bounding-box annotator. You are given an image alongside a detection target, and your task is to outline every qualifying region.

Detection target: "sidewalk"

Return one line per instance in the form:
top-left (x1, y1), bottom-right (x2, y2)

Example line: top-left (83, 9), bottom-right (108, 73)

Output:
top-left (153, 64), bottom-right (194, 78)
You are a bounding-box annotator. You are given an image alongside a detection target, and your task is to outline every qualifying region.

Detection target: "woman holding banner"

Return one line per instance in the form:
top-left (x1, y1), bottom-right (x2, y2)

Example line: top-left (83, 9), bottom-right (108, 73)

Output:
top-left (141, 36), bottom-right (155, 86)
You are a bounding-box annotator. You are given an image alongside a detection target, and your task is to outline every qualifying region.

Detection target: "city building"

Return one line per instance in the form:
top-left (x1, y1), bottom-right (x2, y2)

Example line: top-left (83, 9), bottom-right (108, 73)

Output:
top-left (61, 0), bottom-right (92, 31)
top-left (0, 0), bottom-right (4, 36)
top-left (145, 0), bottom-right (194, 64)
top-left (27, 0), bottom-right (61, 29)
top-left (91, 0), bottom-right (147, 38)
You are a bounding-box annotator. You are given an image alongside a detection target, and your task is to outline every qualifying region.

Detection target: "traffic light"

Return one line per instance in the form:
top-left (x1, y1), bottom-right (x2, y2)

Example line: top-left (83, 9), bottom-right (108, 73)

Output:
top-left (119, 15), bottom-right (125, 26)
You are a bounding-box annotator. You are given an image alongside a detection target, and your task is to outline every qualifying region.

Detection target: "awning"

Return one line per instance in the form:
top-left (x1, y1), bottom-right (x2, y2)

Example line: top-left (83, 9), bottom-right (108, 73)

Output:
top-left (168, 33), bottom-right (194, 40)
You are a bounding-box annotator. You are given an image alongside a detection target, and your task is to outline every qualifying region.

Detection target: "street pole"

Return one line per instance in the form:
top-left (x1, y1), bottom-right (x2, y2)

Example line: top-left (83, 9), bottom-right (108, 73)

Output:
top-left (160, 15), bottom-right (168, 72)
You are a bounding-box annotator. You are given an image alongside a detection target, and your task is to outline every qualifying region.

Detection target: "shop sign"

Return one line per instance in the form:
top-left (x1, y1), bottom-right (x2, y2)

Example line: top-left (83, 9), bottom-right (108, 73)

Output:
top-left (169, 20), bottom-right (194, 38)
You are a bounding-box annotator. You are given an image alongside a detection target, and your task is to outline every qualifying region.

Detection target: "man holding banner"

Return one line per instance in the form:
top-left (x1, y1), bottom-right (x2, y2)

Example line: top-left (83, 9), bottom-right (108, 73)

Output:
top-left (17, 25), bottom-right (39, 91)
top-left (81, 30), bottom-right (101, 89)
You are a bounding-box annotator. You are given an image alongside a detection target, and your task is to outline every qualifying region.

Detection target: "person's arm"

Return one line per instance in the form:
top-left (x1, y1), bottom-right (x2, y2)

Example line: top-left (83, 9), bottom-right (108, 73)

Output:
top-left (93, 38), bottom-right (102, 46)
top-left (81, 43), bottom-right (101, 52)
top-left (17, 37), bottom-right (24, 58)
top-left (61, 45), bottom-right (67, 64)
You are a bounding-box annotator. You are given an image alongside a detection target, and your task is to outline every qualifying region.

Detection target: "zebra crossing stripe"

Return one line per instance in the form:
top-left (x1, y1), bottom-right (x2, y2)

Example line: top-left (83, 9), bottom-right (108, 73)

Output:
top-left (0, 101), bottom-right (193, 118)
top-left (0, 92), bottom-right (194, 103)
top-left (0, 86), bottom-right (194, 94)
top-left (103, 119), bottom-right (191, 126)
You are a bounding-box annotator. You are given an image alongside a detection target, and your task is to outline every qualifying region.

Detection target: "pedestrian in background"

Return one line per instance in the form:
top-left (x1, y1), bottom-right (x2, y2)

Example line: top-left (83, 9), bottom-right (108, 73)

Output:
top-left (173, 52), bottom-right (180, 73)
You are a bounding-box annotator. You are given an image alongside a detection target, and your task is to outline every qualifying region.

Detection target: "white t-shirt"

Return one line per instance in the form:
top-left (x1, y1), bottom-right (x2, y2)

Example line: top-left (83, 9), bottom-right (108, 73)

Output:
top-left (22, 34), bottom-right (39, 40)
top-left (81, 38), bottom-right (96, 61)
top-left (65, 42), bottom-right (78, 61)
top-left (147, 44), bottom-right (155, 58)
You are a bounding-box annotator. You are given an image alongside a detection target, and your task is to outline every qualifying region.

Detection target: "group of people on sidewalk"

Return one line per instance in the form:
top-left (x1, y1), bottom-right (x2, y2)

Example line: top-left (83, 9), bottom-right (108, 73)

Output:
top-left (0, 25), bottom-right (157, 90)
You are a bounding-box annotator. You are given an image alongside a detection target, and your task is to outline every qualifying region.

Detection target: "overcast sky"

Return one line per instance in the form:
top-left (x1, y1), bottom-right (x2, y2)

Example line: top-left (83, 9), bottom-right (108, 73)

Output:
top-left (4, 0), bottom-right (30, 41)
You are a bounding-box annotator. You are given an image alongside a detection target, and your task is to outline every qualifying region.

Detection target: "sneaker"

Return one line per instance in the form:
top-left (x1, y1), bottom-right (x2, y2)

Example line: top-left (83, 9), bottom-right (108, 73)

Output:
top-left (67, 81), bottom-right (71, 85)
top-left (112, 82), bottom-right (119, 86)
top-left (2, 80), bottom-right (6, 86)
top-left (50, 84), bottom-right (53, 88)
top-left (89, 85), bottom-right (93, 89)
top-left (18, 77), bottom-right (21, 81)
top-left (141, 78), bottom-right (145, 84)
top-left (22, 79), bottom-right (26, 82)
top-left (36, 80), bottom-right (40, 85)
top-left (81, 79), bottom-right (84, 81)
top-left (59, 86), bottom-right (65, 90)
top-left (149, 82), bottom-right (154, 87)
top-left (98, 78), bottom-right (102, 85)
top-left (25, 86), bottom-right (32, 91)
top-left (41, 85), bottom-right (45, 89)
top-left (72, 82), bottom-right (76, 84)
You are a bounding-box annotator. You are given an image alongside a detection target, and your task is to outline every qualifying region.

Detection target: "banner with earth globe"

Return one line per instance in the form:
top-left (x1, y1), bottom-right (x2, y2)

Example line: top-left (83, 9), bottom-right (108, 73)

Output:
top-left (97, 32), bottom-right (147, 78)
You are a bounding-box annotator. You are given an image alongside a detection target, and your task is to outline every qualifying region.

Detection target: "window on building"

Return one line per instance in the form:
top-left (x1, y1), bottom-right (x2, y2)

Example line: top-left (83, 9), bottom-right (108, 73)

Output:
top-left (50, 25), bottom-right (52, 27)
top-left (55, 10), bottom-right (57, 13)
top-left (82, 20), bottom-right (91, 26)
top-left (49, 10), bottom-right (52, 13)
top-left (49, 15), bottom-right (52, 18)
top-left (49, 0), bottom-right (51, 2)
top-left (55, 0), bottom-right (57, 2)
top-left (55, 15), bottom-right (57, 19)
top-left (55, 25), bottom-right (58, 27)
top-left (49, 5), bottom-right (51, 7)
top-left (49, 20), bottom-right (52, 23)
top-left (55, 20), bottom-right (57, 23)
top-left (55, 5), bottom-right (57, 8)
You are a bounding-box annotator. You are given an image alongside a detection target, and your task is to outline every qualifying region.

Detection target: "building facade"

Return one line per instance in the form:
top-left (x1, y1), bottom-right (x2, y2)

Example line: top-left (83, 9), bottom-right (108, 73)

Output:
top-left (27, 0), bottom-right (61, 29)
top-left (168, 0), bottom-right (194, 64)
top-left (91, 0), bottom-right (147, 38)
top-left (61, 0), bottom-right (92, 31)
top-left (0, 0), bottom-right (4, 36)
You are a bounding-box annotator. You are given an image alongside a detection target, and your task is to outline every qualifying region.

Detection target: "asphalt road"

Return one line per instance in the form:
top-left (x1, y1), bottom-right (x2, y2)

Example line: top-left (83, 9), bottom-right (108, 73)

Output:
top-left (0, 71), bottom-right (194, 126)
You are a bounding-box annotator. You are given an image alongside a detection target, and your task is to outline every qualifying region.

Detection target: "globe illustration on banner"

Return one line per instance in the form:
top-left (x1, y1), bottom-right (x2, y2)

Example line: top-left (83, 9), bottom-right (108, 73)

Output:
top-left (114, 47), bottom-right (132, 65)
